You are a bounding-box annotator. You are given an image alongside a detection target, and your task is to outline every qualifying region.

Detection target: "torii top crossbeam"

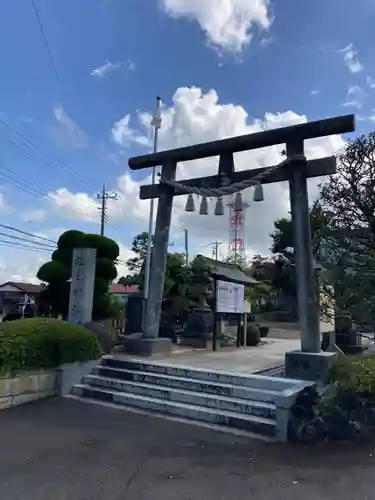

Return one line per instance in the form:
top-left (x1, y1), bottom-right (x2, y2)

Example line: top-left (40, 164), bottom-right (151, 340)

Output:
top-left (129, 114), bottom-right (355, 170)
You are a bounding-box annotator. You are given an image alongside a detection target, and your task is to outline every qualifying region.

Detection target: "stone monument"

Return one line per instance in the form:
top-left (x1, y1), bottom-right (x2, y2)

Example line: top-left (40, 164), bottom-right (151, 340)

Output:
top-left (68, 247), bottom-right (96, 325)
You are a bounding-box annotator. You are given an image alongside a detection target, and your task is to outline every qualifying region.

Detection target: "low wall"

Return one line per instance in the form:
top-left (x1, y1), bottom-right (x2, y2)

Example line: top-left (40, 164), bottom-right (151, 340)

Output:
top-left (0, 358), bottom-right (101, 410)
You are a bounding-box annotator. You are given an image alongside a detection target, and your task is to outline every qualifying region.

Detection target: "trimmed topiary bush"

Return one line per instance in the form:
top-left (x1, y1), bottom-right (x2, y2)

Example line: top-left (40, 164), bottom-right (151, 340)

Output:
top-left (96, 258), bottom-right (118, 282)
top-left (37, 260), bottom-right (71, 283)
top-left (57, 230), bottom-right (85, 250)
top-left (0, 318), bottom-right (102, 376)
top-left (246, 324), bottom-right (261, 346)
top-left (37, 230), bottom-right (120, 320)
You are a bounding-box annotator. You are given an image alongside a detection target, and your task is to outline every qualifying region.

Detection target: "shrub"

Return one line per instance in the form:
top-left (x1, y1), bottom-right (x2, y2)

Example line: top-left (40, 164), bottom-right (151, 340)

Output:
top-left (57, 230), bottom-right (85, 250)
top-left (0, 318), bottom-right (102, 375)
top-left (246, 324), bottom-right (261, 346)
top-left (329, 356), bottom-right (375, 395)
top-left (37, 260), bottom-right (71, 283)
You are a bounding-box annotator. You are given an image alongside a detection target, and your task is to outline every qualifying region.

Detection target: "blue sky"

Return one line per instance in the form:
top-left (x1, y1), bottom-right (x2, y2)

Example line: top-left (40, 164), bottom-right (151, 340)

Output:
top-left (0, 0), bottom-right (374, 281)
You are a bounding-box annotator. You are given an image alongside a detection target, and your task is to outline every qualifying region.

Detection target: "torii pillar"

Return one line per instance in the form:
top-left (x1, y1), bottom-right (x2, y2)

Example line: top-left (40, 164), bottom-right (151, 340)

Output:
top-left (124, 115), bottom-right (355, 381)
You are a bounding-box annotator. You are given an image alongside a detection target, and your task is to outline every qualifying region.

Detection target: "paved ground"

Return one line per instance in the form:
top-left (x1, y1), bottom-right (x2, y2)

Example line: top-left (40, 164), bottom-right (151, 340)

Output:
top-left (116, 337), bottom-right (300, 374)
top-left (1, 398), bottom-right (375, 500)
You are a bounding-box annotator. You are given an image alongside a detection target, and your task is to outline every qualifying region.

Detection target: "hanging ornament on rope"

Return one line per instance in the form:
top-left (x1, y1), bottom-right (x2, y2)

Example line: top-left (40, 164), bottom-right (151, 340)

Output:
top-left (233, 192), bottom-right (244, 212)
top-left (214, 196), bottom-right (224, 216)
top-left (199, 196), bottom-right (209, 215)
top-left (253, 183), bottom-right (264, 202)
top-left (185, 193), bottom-right (195, 212)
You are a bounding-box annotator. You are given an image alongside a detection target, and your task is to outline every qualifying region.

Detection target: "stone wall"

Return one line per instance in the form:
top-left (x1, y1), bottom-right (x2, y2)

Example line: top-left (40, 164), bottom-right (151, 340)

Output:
top-left (0, 358), bottom-right (101, 410)
top-left (0, 371), bottom-right (56, 409)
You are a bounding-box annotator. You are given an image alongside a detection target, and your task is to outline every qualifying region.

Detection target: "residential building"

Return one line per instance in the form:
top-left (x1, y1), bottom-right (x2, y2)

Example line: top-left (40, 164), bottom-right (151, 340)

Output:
top-left (0, 281), bottom-right (42, 316)
top-left (110, 283), bottom-right (139, 308)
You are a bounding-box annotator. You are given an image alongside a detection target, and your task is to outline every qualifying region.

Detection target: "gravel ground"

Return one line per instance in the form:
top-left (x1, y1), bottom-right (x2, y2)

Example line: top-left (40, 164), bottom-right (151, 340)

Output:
top-left (1, 397), bottom-right (375, 500)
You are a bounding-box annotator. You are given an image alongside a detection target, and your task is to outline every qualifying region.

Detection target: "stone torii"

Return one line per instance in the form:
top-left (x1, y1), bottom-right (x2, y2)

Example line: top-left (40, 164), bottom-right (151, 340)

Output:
top-left (125, 114), bottom-right (355, 380)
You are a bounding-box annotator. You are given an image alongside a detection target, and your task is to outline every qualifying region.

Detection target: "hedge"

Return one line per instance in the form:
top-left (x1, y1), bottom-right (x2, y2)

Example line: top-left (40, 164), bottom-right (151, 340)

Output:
top-left (289, 356), bottom-right (375, 443)
top-left (328, 356), bottom-right (375, 394)
top-left (0, 318), bottom-right (102, 375)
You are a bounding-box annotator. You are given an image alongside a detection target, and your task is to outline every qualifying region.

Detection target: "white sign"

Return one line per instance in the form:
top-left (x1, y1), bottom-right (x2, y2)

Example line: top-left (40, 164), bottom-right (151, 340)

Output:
top-left (216, 280), bottom-right (245, 314)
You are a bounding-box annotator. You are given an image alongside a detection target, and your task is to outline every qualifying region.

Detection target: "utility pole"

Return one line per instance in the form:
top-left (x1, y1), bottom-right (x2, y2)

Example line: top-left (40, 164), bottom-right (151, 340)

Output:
top-left (97, 184), bottom-right (118, 236)
top-left (144, 96), bottom-right (162, 301)
top-left (184, 229), bottom-right (189, 265)
top-left (210, 240), bottom-right (221, 260)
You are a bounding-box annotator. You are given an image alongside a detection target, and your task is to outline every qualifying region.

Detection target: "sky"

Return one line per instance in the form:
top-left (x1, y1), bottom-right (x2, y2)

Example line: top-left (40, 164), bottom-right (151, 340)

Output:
top-left (0, 0), bottom-right (374, 283)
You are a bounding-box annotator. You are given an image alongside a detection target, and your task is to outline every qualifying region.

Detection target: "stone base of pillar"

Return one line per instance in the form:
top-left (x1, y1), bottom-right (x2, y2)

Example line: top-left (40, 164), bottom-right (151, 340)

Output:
top-left (285, 350), bottom-right (337, 382)
top-left (120, 333), bottom-right (172, 357)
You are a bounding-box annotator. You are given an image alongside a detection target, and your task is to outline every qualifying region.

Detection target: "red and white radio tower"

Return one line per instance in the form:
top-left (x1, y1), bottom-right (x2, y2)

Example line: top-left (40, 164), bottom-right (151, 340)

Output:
top-left (227, 195), bottom-right (249, 263)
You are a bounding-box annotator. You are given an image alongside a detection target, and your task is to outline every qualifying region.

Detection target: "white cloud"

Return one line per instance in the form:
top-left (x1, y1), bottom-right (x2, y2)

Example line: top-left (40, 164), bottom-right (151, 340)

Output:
top-left (367, 76), bottom-right (375, 89)
top-left (311, 89), bottom-right (320, 96)
top-left (0, 250), bottom-right (46, 284)
top-left (52, 87), bottom-right (345, 258)
top-left (51, 105), bottom-right (87, 149)
top-left (47, 188), bottom-right (100, 222)
top-left (47, 176), bottom-right (151, 226)
top-left (90, 59), bottom-right (135, 77)
top-left (116, 242), bottom-right (136, 277)
top-left (340, 44), bottom-right (363, 73)
top-left (0, 191), bottom-right (10, 214)
top-left (111, 114), bottom-right (150, 148)
top-left (343, 85), bottom-right (366, 109)
top-left (161, 0), bottom-right (272, 52)
top-left (20, 208), bottom-right (46, 223)
top-left (369, 111), bottom-right (375, 122)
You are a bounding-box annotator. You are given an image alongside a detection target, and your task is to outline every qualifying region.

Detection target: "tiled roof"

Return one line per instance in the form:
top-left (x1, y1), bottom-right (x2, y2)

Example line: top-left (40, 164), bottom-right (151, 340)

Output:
top-left (110, 284), bottom-right (139, 294)
top-left (0, 281), bottom-right (42, 294)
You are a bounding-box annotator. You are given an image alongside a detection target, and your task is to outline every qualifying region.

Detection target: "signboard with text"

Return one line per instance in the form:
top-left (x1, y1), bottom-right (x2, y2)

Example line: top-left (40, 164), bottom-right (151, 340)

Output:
top-left (216, 280), bottom-right (245, 314)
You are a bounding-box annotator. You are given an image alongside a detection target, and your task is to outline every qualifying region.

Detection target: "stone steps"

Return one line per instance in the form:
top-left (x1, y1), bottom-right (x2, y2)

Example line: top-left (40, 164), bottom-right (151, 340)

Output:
top-left (72, 384), bottom-right (277, 437)
top-left (102, 356), bottom-right (293, 391)
top-left (83, 374), bottom-right (277, 418)
top-left (92, 365), bottom-right (282, 404)
top-left (70, 356), bottom-right (314, 441)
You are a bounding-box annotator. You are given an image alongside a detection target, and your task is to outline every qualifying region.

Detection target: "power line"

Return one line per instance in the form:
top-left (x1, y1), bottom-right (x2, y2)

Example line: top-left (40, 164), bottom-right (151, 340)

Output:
top-left (0, 223), bottom-right (57, 245)
top-left (0, 154), bottom-right (111, 224)
top-left (0, 238), bottom-right (52, 253)
top-left (30, 0), bottom-right (61, 84)
top-left (0, 231), bottom-right (55, 249)
top-left (0, 118), bottom-right (101, 191)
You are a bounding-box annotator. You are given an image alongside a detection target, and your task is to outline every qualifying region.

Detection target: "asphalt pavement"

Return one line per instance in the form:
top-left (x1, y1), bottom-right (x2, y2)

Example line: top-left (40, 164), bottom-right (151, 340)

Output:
top-left (1, 398), bottom-right (375, 499)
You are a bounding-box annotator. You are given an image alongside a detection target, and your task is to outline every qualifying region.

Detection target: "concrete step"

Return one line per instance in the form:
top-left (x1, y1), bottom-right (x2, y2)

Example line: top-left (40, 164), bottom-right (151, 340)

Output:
top-left (84, 374), bottom-right (277, 419)
top-left (72, 384), bottom-right (276, 437)
top-left (93, 366), bottom-right (282, 404)
top-left (101, 356), bottom-right (297, 392)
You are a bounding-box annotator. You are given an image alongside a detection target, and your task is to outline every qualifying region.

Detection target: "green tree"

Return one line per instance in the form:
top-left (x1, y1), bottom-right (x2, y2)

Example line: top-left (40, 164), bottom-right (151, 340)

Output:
top-left (126, 232), bottom-right (150, 273)
top-left (269, 202), bottom-right (327, 302)
top-left (37, 230), bottom-right (120, 320)
top-left (317, 132), bottom-right (375, 327)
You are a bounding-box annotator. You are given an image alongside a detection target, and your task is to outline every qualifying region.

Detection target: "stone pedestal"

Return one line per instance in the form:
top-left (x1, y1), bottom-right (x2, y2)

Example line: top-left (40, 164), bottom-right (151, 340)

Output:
top-left (120, 333), bottom-right (172, 356)
top-left (285, 350), bottom-right (336, 382)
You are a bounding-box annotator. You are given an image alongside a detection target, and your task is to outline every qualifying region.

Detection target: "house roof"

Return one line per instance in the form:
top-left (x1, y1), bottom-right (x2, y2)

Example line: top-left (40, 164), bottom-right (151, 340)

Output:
top-left (110, 284), bottom-right (139, 294)
top-left (0, 281), bottom-right (42, 294)
top-left (197, 256), bottom-right (258, 286)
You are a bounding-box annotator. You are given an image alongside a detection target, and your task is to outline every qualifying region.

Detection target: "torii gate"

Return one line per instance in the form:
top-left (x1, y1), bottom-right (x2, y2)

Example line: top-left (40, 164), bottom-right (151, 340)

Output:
top-left (126, 114), bottom-right (355, 379)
